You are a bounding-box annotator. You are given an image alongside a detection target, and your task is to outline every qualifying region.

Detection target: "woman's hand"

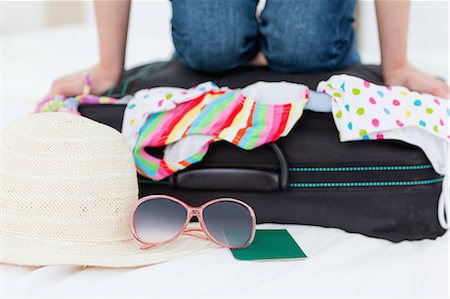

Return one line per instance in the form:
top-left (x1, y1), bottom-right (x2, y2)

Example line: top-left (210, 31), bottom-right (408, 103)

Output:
top-left (48, 0), bottom-right (131, 97)
top-left (48, 64), bottom-right (121, 97)
top-left (383, 63), bottom-right (450, 98)
top-left (375, 0), bottom-right (449, 99)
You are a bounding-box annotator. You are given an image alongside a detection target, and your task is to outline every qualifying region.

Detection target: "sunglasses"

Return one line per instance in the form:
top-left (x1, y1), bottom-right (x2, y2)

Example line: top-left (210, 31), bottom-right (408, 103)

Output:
top-left (131, 195), bottom-right (256, 249)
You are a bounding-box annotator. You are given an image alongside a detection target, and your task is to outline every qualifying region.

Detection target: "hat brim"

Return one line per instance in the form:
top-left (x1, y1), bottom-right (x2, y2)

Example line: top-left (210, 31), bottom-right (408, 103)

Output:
top-left (0, 226), bottom-right (218, 268)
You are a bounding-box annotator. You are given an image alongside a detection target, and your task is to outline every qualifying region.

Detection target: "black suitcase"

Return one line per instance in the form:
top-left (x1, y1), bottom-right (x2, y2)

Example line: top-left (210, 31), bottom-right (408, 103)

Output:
top-left (79, 60), bottom-right (446, 242)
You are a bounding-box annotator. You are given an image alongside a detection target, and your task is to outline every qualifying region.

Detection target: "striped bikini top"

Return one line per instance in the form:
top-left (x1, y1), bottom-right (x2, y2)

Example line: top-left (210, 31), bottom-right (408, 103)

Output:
top-left (122, 81), bottom-right (309, 180)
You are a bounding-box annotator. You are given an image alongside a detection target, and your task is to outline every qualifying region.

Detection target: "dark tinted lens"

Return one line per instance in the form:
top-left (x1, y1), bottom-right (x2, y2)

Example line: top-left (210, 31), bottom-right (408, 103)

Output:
top-left (203, 201), bottom-right (253, 247)
top-left (134, 197), bottom-right (187, 243)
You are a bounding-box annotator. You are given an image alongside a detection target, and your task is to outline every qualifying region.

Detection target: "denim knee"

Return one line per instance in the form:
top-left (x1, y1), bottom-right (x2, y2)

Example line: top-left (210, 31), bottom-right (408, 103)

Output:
top-left (262, 27), bottom-right (360, 73)
top-left (173, 38), bottom-right (256, 73)
top-left (259, 0), bottom-right (360, 73)
top-left (171, 0), bottom-right (259, 72)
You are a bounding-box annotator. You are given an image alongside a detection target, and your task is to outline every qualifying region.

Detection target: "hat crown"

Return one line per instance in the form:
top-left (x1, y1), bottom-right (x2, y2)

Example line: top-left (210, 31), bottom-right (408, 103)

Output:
top-left (1, 113), bottom-right (139, 242)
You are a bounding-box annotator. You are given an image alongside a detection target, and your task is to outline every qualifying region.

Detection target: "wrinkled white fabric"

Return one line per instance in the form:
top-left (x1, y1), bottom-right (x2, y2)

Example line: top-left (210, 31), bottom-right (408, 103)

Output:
top-left (2, 224), bottom-right (447, 298)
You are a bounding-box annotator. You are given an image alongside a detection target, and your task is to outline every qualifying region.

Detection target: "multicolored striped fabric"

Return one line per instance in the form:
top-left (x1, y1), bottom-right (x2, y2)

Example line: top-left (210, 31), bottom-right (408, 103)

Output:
top-left (122, 82), bottom-right (309, 180)
top-left (34, 75), bottom-right (117, 114)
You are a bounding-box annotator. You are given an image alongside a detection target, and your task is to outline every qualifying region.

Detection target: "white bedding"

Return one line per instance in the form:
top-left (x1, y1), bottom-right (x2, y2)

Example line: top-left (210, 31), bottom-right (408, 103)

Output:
top-left (2, 224), bottom-right (448, 298)
top-left (1, 24), bottom-right (449, 298)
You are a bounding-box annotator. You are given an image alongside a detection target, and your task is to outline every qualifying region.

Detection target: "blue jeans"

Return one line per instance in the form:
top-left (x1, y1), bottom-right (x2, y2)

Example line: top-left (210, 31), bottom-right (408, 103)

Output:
top-left (171, 0), bottom-right (360, 73)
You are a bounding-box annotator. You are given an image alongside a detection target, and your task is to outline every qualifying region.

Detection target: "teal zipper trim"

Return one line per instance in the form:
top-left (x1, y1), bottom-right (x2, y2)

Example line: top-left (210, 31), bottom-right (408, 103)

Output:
top-left (138, 179), bottom-right (169, 185)
top-left (289, 164), bottom-right (433, 172)
top-left (289, 177), bottom-right (444, 188)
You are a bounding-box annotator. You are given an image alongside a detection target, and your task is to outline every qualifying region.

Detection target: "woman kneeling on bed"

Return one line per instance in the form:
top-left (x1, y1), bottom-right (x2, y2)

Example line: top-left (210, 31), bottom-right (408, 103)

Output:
top-left (48, 0), bottom-right (449, 99)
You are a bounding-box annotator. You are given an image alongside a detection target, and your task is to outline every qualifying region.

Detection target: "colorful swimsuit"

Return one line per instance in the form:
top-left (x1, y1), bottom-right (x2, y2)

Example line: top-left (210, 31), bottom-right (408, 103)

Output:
top-left (317, 74), bottom-right (449, 229)
top-left (122, 81), bottom-right (309, 180)
top-left (34, 75), bottom-right (117, 114)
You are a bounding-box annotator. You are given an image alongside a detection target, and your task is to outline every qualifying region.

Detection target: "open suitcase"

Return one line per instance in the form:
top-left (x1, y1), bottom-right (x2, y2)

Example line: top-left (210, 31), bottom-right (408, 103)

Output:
top-left (79, 60), bottom-right (446, 242)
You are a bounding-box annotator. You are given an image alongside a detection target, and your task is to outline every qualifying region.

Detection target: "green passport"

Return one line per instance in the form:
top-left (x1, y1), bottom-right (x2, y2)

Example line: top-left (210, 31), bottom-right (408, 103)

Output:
top-left (230, 229), bottom-right (307, 261)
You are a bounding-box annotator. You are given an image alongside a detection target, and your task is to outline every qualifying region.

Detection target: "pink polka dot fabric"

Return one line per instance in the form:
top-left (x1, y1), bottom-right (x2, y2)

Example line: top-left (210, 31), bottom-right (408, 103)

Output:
top-left (317, 74), bottom-right (449, 142)
top-left (317, 74), bottom-right (449, 230)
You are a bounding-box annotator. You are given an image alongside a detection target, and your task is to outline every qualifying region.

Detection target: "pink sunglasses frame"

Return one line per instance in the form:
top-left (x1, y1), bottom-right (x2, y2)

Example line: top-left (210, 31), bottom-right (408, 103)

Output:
top-left (131, 194), bottom-right (256, 250)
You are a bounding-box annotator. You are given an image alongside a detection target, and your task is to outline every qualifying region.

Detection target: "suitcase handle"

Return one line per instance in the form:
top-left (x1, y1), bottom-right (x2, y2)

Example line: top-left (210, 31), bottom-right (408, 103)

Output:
top-left (170, 143), bottom-right (289, 191)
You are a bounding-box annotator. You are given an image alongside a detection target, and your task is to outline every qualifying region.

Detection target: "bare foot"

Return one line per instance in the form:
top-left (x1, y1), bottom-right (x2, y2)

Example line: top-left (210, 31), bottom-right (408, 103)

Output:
top-left (249, 52), bottom-right (268, 66)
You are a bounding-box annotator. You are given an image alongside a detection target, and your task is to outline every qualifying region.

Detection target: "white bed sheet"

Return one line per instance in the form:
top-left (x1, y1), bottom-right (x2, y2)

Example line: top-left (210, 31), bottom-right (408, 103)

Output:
top-left (2, 224), bottom-right (448, 298)
top-left (1, 25), bottom-right (449, 298)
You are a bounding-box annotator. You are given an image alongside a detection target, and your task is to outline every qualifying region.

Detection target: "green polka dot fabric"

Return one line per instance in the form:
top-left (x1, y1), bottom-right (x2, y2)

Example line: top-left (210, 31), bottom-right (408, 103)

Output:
top-left (317, 74), bottom-right (449, 230)
top-left (317, 74), bottom-right (449, 143)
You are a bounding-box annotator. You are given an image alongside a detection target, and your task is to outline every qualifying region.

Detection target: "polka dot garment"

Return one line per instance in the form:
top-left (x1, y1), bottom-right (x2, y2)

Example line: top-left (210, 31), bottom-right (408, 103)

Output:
top-left (317, 74), bottom-right (449, 143)
top-left (317, 74), bottom-right (449, 230)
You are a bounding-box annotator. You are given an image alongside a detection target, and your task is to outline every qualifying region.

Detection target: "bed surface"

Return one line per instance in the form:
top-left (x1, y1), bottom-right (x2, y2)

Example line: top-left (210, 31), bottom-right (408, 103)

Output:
top-left (1, 25), bottom-right (448, 298)
top-left (3, 223), bottom-right (448, 298)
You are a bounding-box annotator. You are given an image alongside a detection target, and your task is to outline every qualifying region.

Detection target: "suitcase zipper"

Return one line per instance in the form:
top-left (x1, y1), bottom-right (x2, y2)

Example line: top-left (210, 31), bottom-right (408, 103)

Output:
top-left (289, 177), bottom-right (443, 188)
top-left (138, 164), bottom-right (443, 188)
top-left (288, 164), bottom-right (433, 172)
top-left (288, 163), bottom-right (443, 188)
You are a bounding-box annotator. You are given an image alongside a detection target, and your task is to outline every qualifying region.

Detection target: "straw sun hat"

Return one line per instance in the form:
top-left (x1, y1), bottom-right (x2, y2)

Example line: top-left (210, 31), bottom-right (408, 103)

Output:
top-left (1, 112), bottom-right (216, 267)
